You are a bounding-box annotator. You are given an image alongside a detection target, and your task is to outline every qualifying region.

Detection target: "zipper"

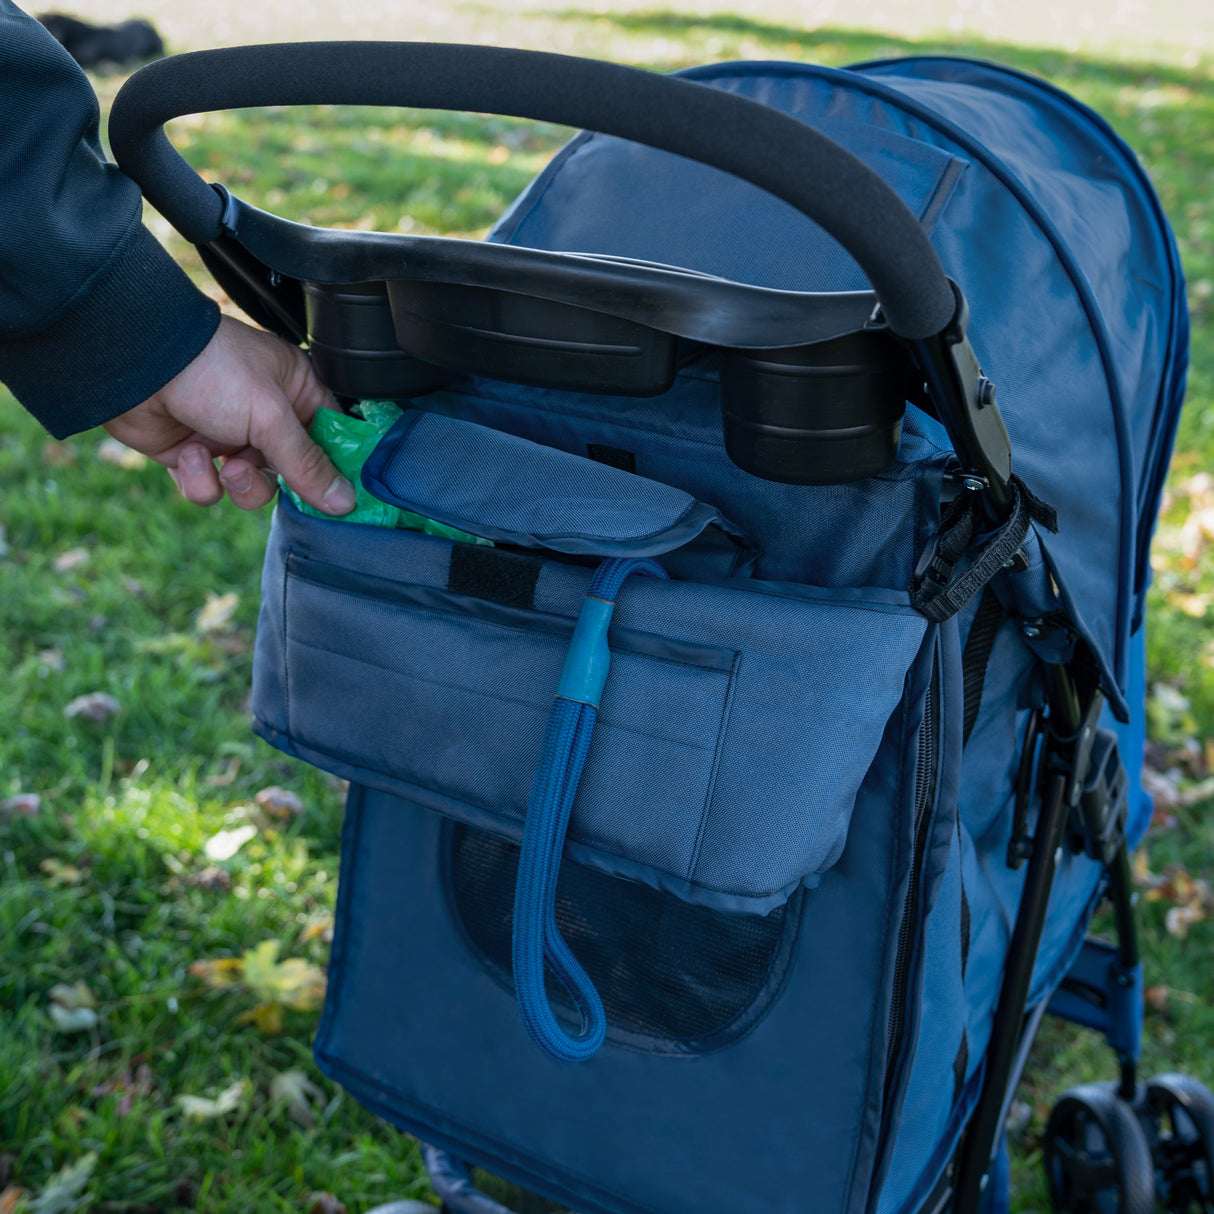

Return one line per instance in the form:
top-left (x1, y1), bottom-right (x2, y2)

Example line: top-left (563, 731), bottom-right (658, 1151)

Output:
top-left (884, 659), bottom-right (940, 1104)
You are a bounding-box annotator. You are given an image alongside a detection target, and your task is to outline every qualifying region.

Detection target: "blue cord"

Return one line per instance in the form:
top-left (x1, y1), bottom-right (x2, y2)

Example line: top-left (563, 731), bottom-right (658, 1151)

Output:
top-left (511, 557), bottom-right (667, 1062)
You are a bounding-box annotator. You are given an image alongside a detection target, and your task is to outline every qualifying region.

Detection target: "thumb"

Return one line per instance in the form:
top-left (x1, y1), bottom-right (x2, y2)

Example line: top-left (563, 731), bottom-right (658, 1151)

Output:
top-left (257, 407), bottom-right (357, 516)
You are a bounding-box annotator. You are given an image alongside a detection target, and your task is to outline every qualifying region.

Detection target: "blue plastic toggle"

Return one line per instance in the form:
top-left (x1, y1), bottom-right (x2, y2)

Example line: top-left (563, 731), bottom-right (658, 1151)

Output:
top-left (555, 595), bottom-right (616, 708)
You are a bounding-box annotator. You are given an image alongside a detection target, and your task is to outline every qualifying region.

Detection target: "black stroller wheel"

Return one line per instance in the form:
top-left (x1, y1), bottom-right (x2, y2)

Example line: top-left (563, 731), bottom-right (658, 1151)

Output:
top-left (1145, 1073), bottom-right (1214, 1214)
top-left (1043, 1083), bottom-right (1155, 1214)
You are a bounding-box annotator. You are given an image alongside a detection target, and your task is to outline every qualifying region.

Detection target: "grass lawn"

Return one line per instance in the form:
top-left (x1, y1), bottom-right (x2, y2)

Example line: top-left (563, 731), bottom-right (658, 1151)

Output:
top-left (2, 9), bottom-right (1213, 1213)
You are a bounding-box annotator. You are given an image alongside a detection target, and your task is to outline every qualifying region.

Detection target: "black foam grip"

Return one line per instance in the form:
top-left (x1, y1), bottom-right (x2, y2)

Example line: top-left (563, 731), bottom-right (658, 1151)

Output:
top-left (109, 42), bottom-right (956, 339)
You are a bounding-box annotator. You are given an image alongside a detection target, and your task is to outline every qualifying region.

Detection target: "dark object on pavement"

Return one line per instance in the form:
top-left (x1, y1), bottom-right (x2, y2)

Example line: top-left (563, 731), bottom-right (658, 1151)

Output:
top-left (37, 13), bottom-right (163, 68)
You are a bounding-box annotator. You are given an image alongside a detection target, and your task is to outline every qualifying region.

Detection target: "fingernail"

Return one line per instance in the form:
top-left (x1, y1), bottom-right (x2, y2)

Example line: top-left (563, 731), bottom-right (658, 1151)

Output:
top-left (181, 445), bottom-right (209, 474)
top-left (221, 464), bottom-right (254, 495)
top-left (323, 475), bottom-right (356, 514)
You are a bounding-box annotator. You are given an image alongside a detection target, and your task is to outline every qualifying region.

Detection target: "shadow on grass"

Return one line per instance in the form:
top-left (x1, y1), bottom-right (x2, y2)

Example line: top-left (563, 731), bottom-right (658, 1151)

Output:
top-left (540, 10), bottom-right (1209, 86)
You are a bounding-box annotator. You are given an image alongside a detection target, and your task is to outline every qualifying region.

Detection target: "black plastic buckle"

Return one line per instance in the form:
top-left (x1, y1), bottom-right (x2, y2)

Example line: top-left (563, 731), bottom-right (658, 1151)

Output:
top-left (1069, 727), bottom-right (1129, 865)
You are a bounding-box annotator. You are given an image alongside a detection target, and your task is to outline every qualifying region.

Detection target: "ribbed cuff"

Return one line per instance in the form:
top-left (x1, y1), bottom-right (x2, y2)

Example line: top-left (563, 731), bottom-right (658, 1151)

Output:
top-left (0, 221), bottom-right (220, 438)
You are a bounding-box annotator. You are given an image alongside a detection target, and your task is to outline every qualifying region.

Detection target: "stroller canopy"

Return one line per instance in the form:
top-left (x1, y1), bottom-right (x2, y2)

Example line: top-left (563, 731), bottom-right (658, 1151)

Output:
top-left (490, 56), bottom-right (1189, 712)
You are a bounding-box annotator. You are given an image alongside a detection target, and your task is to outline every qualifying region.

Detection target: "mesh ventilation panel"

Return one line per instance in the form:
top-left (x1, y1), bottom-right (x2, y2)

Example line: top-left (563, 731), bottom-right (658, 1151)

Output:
top-left (448, 824), bottom-right (799, 1053)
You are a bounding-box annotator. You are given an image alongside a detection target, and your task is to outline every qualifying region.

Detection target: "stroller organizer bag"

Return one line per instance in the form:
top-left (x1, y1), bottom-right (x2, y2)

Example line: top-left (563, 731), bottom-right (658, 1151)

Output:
top-left (112, 40), bottom-right (1204, 1214)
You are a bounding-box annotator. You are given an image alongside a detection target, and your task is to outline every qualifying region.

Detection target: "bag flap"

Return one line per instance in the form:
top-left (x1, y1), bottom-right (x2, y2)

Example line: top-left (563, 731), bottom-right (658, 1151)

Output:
top-left (362, 409), bottom-right (746, 557)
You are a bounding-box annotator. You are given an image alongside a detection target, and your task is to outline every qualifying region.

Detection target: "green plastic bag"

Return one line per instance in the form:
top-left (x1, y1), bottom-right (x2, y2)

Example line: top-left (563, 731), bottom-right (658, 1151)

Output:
top-left (280, 401), bottom-right (492, 546)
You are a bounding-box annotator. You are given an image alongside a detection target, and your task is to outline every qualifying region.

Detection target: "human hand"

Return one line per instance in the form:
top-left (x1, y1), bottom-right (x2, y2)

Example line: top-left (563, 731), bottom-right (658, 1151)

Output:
top-left (102, 314), bottom-right (356, 514)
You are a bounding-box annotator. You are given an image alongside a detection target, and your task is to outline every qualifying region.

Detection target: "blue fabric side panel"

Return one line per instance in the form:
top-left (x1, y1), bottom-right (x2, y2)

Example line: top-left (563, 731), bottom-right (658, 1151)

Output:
top-left (314, 704), bottom-right (922, 1214)
top-left (856, 55), bottom-right (1189, 630)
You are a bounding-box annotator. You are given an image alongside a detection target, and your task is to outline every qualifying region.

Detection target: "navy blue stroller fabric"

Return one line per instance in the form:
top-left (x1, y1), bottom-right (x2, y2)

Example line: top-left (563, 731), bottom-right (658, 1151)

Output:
top-left (250, 55), bottom-right (1186, 1214)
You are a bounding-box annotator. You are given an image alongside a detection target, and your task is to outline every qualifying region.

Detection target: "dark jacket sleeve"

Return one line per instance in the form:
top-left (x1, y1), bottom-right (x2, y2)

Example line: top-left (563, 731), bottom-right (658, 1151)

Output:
top-left (0, 1), bottom-right (219, 438)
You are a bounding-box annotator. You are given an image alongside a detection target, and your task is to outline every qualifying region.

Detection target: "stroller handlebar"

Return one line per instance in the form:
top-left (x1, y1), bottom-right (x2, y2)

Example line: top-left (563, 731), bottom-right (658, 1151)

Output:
top-left (109, 41), bottom-right (958, 340)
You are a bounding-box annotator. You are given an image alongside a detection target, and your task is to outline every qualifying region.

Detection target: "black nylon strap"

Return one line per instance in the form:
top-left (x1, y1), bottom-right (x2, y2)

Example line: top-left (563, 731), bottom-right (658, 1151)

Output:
top-left (911, 476), bottom-right (1054, 624)
top-left (961, 587), bottom-right (1004, 746)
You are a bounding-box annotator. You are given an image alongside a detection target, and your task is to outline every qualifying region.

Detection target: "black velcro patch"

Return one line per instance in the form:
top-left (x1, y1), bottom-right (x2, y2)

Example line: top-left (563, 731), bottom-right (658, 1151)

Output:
top-left (448, 544), bottom-right (543, 609)
top-left (586, 443), bottom-right (636, 474)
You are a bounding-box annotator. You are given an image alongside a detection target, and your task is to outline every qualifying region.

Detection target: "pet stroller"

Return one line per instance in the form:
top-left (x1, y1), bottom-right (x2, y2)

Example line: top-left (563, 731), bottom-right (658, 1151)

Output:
top-left (110, 42), bottom-right (1211, 1214)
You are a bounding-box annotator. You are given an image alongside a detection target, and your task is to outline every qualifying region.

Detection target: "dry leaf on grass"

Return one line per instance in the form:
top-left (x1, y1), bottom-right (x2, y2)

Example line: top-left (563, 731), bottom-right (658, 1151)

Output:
top-left (25, 1151), bottom-right (95, 1214)
top-left (203, 823), bottom-right (258, 861)
top-left (254, 785), bottom-right (304, 819)
top-left (1137, 855), bottom-right (1214, 938)
top-left (176, 1079), bottom-right (248, 1121)
top-left (96, 437), bottom-right (147, 470)
top-left (307, 1194), bottom-right (347, 1214)
top-left (0, 794), bottom-right (40, 818)
top-left (63, 692), bottom-right (120, 723)
top-left (52, 548), bottom-right (89, 573)
top-left (47, 983), bottom-right (98, 1034)
top-left (187, 957), bottom-right (244, 990)
top-left (39, 859), bottom-right (83, 887)
top-left (40, 441), bottom-right (77, 467)
top-left (241, 940), bottom-right (327, 1011)
top-left (189, 941), bottom-right (326, 1034)
top-left (0, 1187), bottom-right (27, 1214)
top-left (270, 1069), bottom-right (325, 1127)
top-left (194, 591), bottom-right (239, 635)
top-left (300, 915), bottom-right (334, 945)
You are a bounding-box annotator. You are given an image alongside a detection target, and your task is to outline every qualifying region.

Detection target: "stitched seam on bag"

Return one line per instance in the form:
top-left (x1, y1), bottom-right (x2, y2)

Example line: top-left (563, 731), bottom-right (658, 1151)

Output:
top-left (288, 572), bottom-right (734, 675)
top-left (687, 650), bottom-right (742, 884)
top-left (382, 473), bottom-right (701, 545)
top-left (845, 666), bottom-right (913, 1210)
top-left (286, 634), bottom-right (721, 754)
top-left (297, 546), bottom-right (917, 617)
top-left (281, 547), bottom-right (294, 743)
top-left (313, 782), bottom-right (365, 1062)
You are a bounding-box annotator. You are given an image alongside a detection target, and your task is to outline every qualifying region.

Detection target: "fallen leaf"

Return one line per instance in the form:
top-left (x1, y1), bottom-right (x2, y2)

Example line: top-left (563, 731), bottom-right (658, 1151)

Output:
top-left (307, 1195), bottom-right (347, 1214)
top-left (0, 794), bottom-right (40, 817)
top-left (176, 1079), bottom-right (247, 1121)
top-left (0, 1187), bottom-right (26, 1214)
top-left (270, 1068), bottom-right (324, 1127)
top-left (203, 824), bottom-right (258, 861)
top-left (40, 441), bottom-right (77, 467)
top-left (187, 957), bottom-right (244, 990)
top-left (48, 1005), bottom-right (98, 1034)
top-left (254, 786), bottom-right (304, 819)
top-left (39, 860), bottom-right (83, 887)
top-left (52, 548), bottom-right (89, 573)
top-left (300, 915), bottom-right (334, 945)
top-left (96, 437), bottom-right (147, 470)
top-left (186, 866), bottom-right (232, 892)
top-left (1165, 903), bottom-right (1206, 938)
top-left (195, 591), bottom-right (239, 635)
top-left (239, 1002), bottom-right (284, 1035)
top-left (1144, 985), bottom-right (1171, 1012)
top-left (48, 983), bottom-right (95, 1010)
top-left (240, 941), bottom-right (326, 1011)
top-left (63, 693), bottom-right (120, 723)
top-left (36, 649), bottom-right (65, 672)
top-left (26, 1151), bottom-right (95, 1214)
